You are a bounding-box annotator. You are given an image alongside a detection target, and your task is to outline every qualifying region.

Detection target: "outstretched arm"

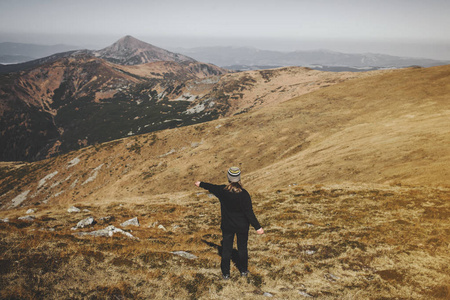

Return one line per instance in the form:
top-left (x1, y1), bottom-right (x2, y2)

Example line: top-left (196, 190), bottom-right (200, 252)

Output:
top-left (194, 181), bottom-right (225, 197)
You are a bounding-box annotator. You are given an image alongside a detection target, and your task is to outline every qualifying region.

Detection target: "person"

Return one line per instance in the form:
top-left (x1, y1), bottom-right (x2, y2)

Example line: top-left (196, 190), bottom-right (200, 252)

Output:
top-left (195, 166), bottom-right (264, 280)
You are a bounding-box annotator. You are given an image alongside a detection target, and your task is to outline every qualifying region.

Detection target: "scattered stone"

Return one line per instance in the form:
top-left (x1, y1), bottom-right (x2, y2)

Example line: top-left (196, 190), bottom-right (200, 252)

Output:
top-left (1, 218), bottom-right (9, 223)
top-left (74, 225), bottom-right (138, 239)
top-left (83, 209), bottom-right (90, 212)
top-left (39, 227), bottom-right (56, 232)
top-left (11, 190), bottom-right (30, 208)
top-left (67, 157), bottom-right (81, 168)
top-left (147, 221), bottom-right (159, 228)
top-left (172, 225), bottom-right (180, 230)
top-left (38, 171), bottom-right (58, 188)
top-left (171, 251), bottom-right (197, 260)
top-left (120, 217), bottom-right (140, 227)
top-left (298, 290), bottom-right (314, 298)
top-left (26, 208), bottom-right (37, 214)
top-left (305, 250), bottom-right (316, 255)
top-left (68, 206), bottom-right (81, 213)
top-left (82, 164), bottom-right (104, 185)
top-left (18, 215), bottom-right (35, 222)
top-left (263, 292), bottom-right (274, 297)
top-left (71, 216), bottom-right (95, 230)
top-left (158, 224), bottom-right (167, 231)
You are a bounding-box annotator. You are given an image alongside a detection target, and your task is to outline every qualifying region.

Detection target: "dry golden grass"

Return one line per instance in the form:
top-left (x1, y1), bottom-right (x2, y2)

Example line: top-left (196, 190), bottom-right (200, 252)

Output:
top-left (1, 65), bottom-right (449, 299)
top-left (0, 185), bottom-right (449, 299)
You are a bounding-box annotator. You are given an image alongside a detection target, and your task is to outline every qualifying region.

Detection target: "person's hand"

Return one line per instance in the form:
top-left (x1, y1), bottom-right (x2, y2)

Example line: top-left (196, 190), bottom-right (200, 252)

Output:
top-left (256, 228), bottom-right (264, 235)
top-left (194, 181), bottom-right (201, 187)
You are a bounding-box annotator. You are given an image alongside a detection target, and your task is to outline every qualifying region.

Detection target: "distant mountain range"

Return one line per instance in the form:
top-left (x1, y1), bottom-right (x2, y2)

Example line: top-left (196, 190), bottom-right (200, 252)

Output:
top-left (174, 46), bottom-right (450, 71)
top-left (0, 42), bottom-right (81, 64)
top-left (1, 38), bottom-right (449, 72)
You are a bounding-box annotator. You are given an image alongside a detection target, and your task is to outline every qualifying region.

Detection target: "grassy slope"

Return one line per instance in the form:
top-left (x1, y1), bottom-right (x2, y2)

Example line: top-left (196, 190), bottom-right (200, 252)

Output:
top-left (0, 65), bottom-right (449, 299)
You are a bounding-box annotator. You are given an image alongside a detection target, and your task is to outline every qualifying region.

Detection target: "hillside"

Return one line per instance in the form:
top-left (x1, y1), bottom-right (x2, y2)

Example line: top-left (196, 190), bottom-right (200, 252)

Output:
top-left (0, 49), bottom-right (380, 162)
top-left (2, 64), bottom-right (449, 206)
top-left (0, 65), bottom-right (449, 299)
top-left (0, 51), bottom-right (228, 162)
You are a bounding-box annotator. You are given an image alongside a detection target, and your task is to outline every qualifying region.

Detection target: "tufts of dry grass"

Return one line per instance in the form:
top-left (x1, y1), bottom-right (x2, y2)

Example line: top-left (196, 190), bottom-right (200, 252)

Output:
top-left (0, 184), bottom-right (449, 299)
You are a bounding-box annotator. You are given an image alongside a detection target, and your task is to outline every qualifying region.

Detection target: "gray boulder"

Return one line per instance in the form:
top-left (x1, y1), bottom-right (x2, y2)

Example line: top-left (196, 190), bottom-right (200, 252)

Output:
top-left (120, 217), bottom-right (140, 227)
top-left (18, 215), bottom-right (35, 222)
top-left (26, 208), bottom-right (37, 214)
top-left (171, 251), bottom-right (197, 260)
top-left (68, 206), bottom-right (81, 213)
top-left (71, 216), bottom-right (95, 230)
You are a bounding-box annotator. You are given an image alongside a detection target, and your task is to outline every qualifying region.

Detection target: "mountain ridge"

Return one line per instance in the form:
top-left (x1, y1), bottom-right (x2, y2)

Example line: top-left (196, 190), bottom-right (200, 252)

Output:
top-left (175, 46), bottom-right (450, 70)
top-left (0, 45), bottom-right (229, 161)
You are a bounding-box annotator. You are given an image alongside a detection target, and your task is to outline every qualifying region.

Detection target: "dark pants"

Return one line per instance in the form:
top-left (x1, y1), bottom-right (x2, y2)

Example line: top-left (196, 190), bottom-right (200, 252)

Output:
top-left (221, 230), bottom-right (249, 276)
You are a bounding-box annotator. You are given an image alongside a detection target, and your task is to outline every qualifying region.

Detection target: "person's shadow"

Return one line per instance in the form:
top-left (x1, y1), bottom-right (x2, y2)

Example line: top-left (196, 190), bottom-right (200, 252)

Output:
top-left (202, 239), bottom-right (241, 271)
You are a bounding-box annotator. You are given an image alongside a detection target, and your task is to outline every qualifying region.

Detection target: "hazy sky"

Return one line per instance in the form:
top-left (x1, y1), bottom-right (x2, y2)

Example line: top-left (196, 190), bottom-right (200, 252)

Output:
top-left (1, 0), bottom-right (449, 59)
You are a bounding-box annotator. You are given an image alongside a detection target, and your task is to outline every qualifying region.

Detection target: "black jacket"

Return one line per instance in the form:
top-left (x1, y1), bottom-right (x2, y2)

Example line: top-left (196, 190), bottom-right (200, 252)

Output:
top-left (199, 182), bottom-right (261, 232)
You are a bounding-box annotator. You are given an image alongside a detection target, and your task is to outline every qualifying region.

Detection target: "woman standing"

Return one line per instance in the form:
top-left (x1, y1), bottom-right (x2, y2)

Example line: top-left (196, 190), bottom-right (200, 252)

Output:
top-left (195, 167), bottom-right (264, 280)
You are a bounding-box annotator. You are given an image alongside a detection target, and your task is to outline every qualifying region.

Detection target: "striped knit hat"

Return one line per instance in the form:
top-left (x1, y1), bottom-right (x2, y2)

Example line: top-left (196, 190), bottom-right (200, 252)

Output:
top-left (227, 167), bottom-right (241, 182)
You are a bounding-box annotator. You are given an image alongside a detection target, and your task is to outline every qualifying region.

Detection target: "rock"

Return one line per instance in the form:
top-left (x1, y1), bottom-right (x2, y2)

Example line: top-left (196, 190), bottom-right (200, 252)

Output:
top-left (75, 225), bottom-right (138, 239)
top-left (68, 206), bottom-right (81, 213)
top-left (26, 208), bottom-right (37, 214)
top-left (82, 209), bottom-right (90, 212)
top-left (263, 292), bottom-right (274, 297)
top-left (171, 251), bottom-right (197, 260)
top-left (298, 291), bottom-right (314, 298)
top-left (1, 218), bottom-right (9, 223)
top-left (18, 215), bottom-right (35, 222)
top-left (305, 250), bottom-right (316, 255)
top-left (120, 217), bottom-right (140, 227)
top-left (158, 224), bottom-right (167, 231)
top-left (147, 221), bottom-right (159, 228)
top-left (71, 216), bottom-right (95, 230)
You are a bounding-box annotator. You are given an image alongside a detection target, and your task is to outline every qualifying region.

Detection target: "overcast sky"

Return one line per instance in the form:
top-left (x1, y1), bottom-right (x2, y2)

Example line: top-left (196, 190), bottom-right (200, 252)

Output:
top-left (1, 0), bottom-right (449, 59)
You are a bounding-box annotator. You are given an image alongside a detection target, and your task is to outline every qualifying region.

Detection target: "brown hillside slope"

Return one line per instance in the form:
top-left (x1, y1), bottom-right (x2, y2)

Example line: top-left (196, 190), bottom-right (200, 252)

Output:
top-left (0, 66), bottom-right (449, 300)
top-left (1, 65), bottom-right (448, 208)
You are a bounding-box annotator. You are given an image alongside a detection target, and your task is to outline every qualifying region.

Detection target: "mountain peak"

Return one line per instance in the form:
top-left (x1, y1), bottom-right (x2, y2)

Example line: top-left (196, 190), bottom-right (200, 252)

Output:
top-left (94, 36), bottom-right (196, 66)
top-left (114, 35), bottom-right (150, 49)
